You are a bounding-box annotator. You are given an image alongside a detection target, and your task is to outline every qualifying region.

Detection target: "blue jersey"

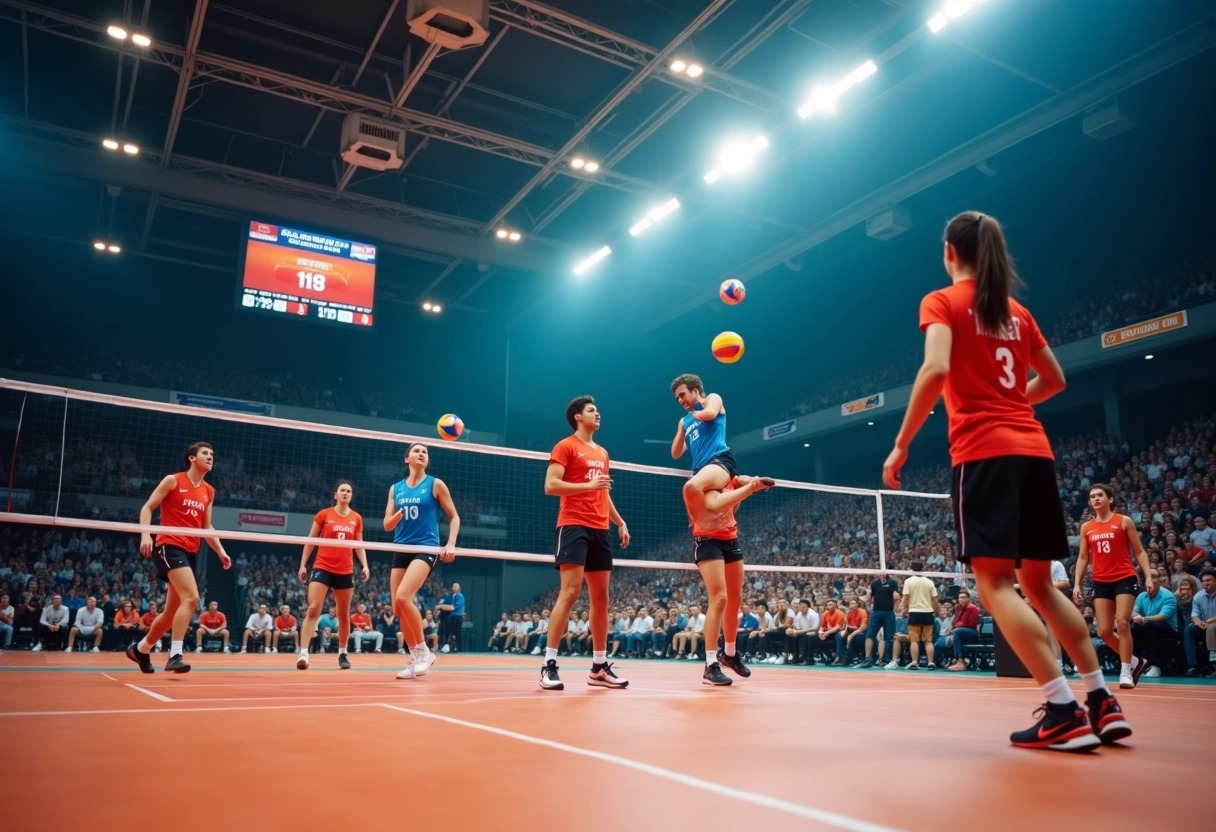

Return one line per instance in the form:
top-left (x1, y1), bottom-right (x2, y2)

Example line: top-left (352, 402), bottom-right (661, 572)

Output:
top-left (392, 475), bottom-right (441, 547)
top-left (682, 404), bottom-right (729, 471)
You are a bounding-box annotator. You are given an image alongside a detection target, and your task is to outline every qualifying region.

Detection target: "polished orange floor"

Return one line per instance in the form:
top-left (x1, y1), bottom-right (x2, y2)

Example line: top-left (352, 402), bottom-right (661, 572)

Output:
top-left (2, 650), bottom-right (1212, 830)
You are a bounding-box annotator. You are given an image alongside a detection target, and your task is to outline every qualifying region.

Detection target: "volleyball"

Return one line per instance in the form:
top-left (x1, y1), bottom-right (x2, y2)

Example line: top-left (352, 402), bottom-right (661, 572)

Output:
top-left (437, 413), bottom-right (464, 441)
top-left (711, 331), bottom-right (744, 363)
top-left (719, 278), bottom-right (745, 305)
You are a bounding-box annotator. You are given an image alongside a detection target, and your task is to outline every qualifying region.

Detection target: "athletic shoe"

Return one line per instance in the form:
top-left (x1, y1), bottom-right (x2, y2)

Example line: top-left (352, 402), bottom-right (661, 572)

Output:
top-left (125, 643), bottom-right (154, 674)
top-left (440, 644), bottom-right (450, 653)
top-left (540, 659), bottom-right (564, 690)
top-left (396, 661), bottom-right (416, 680)
top-left (1118, 670), bottom-right (1134, 689)
top-left (31, 643), bottom-right (41, 652)
top-left (884, 660), bottom-right (899, 669)
top-left (1086, 691), bottom-right (1133, 744)
top-left (588, 661), bottom-right (628, 688)
top-left (1009, 702), bottom-right (1100, 752)
top-left (860, 660), bottom-right (875, 669)
top-left (91, 646), bottom-right (100, 653)
top-left (338, 653), bottom-right (351, 670)
top-left (164, 654), bottom-right (191, 674)
top-left (412, 649), bottom-right (436, 677)
top-left (1131, 656), bottom-right (1148, 687)
top-left (296, 655), bottom-right (309, 670)
top-left (905, 664), bottom-right (919, 670)
top-left (530, 646), bottom-right (541, 655)
top-left (702, 662), bottom-right (732, 686)
top-left (1143, 666), bottom-right (1161, 678)
top-left (717, 649), bottom-right (751, 678)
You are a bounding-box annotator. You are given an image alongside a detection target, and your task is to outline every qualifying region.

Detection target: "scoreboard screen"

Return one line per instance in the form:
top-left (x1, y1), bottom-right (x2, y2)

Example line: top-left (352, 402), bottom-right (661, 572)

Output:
top-left (237, 221), bottom-right (376, 328)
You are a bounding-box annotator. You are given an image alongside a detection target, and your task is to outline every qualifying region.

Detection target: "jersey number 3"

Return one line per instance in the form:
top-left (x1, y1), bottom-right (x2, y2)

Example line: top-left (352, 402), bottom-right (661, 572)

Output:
top-left (995, 347), bottom-right (1016, 389)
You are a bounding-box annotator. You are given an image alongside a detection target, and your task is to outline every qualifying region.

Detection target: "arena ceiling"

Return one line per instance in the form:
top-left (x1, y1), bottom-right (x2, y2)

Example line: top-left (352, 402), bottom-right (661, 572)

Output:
top-left (0, 0), bottom-right (1212, 325)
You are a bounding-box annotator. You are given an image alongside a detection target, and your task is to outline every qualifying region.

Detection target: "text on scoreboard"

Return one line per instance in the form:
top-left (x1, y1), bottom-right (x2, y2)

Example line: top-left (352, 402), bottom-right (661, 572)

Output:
top-left (238, 221), bottom-right (376, 328)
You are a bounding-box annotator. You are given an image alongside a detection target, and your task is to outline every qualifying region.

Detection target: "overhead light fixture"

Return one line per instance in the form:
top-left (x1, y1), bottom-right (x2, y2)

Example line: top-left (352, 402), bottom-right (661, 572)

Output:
top-left (670, 59), bottom-right (687, 73)
top-left (495, 228), bottom-right (522, 242)
top-left (495, 229), bottom-right (508, 239)
top-left (570, 156), bottom-right (599, 173)
top-left (573, 245), bottom-right (612, 277)
top-left (107, 25), bottom-right (128, 40)
top-left (106, 244), bottom-right (122, 253)
top-left (670, 59), bottom-right (703, 79)
top-left (803, 443), bottom-right (810, 448)
top-left (867, 421), bottom-right (874, 426)
top-left (685, 63), bottom-right (703, 78)
top-left (93, 241), bottom-right (106, 251)
top-left (703, 134), bottom-right (769, 183)
top-left (507, 231), bottom-right (521, 242)
top-left (130, 33), bottom-right (151, 47)
top-left (1144, 354), bottom-right (1154, 360)
top-left (422, 302), bottom-right (442, 313)
top-left (583, 161), bottom-right (600, 173)
top-left (927, 0), bottom-right (986, 33)
top-left (629, 197), bottom-right (681, 236)
top-left (797, 59), bottom-right (878, 119)
top-left (569, 157), bottom-right (585, 170)
top-left (122, 142), bottom-right (139, 155)
top-left (102, 138), bottom-right (119, 150)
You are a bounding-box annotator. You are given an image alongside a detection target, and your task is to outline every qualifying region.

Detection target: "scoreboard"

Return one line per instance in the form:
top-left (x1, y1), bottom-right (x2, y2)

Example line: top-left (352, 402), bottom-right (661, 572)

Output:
top-left (237, 221), bottom-right (376, 328)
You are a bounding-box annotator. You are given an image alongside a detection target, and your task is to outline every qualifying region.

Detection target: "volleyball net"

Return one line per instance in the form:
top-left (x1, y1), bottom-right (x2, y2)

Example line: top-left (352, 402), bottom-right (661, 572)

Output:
top-left (0, 379), bottom-right (958, 594)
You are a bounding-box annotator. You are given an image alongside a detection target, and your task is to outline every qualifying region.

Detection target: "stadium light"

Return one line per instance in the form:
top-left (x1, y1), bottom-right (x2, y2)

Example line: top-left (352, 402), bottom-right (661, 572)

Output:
top-left (685, 63), bottom-right (703, 78)
top-left (102, 138), bottom-right (119, 150)
top-left (131, 33), bottom-right (151, 47)
top-left (93, 241), bottom-right (106, 250)
top-left (927, 0), bottom-right (986, 33)
top-left (507, 231), bottom-right (521, 242)
top-left (122, 142), bottom-right (139, 155)
top-left (797, 59), bottom-right (878, 119)
top-left (422, 302), bottom-right (442, 313)
top-left (670, 59), bottom-right (687, 73)
top-left (629, 197), bottom-right (680, 236)
top-left (1144, 354), bottom-right (1154, 360)
top-left (107, 25), bottom-right (127, 40)
top-left (703, 135), bottom-right (769, 184)
top-left (669, 59), bottom-right (703, 79)
top-left (573, 245), bottom-right (612, 276)
top-left (495, 228), bottom-right (522, 242)
top-left (106, 244), bottom-right (122, 253)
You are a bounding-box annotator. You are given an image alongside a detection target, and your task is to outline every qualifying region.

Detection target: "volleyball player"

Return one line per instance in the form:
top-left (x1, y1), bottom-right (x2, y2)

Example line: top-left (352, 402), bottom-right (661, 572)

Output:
top-left (540, 396), bottom-right (631, 691)
top-left (384, 443), bottom-right (460, 680)
top-left (670, 374), bottom-right (737, 522)
top-left (882, 211), bottom-right (1128, 751)
top-left (126, 442), bottom-right (232, 674)
top-left (1073, 483), bottom-right (1153, 689)
top-left (297, 481), bottom-right (370, 670)
top-left (691, 474), bottom-right (774, 685)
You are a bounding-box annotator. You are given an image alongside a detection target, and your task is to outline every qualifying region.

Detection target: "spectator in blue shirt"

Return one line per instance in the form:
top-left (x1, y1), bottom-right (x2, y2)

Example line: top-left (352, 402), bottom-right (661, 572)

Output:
top-left (316, 607), bottom-right (339, 652)
top-left (1190, 516), bottom-right (1216, 560)
top-left (1130, 582), bottom-right (1177, 677)
top-left (436, 582), bottom-right (465, 653)
top-left (1183, 570), bottom-right (1216, 677)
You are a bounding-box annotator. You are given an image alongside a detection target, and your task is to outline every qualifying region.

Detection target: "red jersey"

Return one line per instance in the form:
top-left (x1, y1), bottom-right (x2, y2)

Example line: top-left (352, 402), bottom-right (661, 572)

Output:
top-left (155, 472), bottom-right (214, 554)
top-left (274, 614), bottom-right (296, 632)
top-left (919, 280), bottom-right (1053, 466)
top-left (550, 435), bottom-right (610, 530)
top-left (692, 478), bottom-right (739, 540)
top-left (1084, 513), bottom-right (1136, 582)
top-left (199, 611), bottom-right (226, 630)
top-left (351, 612), bottom-right (372, 631)
top-left (312, 507), bottom-right (362, 574)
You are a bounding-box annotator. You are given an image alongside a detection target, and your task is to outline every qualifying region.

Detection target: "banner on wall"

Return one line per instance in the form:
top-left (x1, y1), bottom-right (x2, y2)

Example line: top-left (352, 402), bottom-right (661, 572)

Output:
top-left (171, 391), bottom-right (275, 416)
top-left (763, 419), bottom-right (797, 440)
top-left (237, 511), bottom-right (287, 530)
top-left (841, 392), bottom-right (884, 416)
top-left (1100, 310), bottom-right (1187, 348)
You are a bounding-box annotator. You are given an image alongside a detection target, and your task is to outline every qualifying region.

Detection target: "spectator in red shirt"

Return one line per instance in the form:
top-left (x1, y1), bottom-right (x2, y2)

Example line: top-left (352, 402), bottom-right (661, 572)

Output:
top-left (110, 599), bottom-right (140, 651)
top-left (195, 601), bottom-right (230, 653)
top-left (350, 603), bottom-right (382, 653)
top-left (839, 598), bottom-right (868, 665)
top-left (272, 605), bottom-right (298, 653)
top-left (817, 599), bottom-right (846, 664)
top-left (138, 601), bottom-right (165, 652)
top-left (946, 590), bottom-right (982, 671)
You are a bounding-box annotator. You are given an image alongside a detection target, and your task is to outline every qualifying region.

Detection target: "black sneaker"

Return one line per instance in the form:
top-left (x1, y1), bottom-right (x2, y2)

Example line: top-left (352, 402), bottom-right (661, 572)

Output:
top-left (588, 661), bottom-right (628, 688)
top-left (540, 659), bottom-right (564, 690)
top-left (702, 662), bottom-right (732, 686)
top-left (1086, 690), bottom-right (1133, 744)
top-left (717, 649), bottom-right (751, 678)
top-left (860, 660), bottom-right (875, 669)
top-left (1009, 702), bottom-right (1100, 752)
top-left (338, 653), bottom-right (351, 670)
top-left (164, 654), bottom-right (191, 674)
top-left (126, 643), bottom-right (154, 674)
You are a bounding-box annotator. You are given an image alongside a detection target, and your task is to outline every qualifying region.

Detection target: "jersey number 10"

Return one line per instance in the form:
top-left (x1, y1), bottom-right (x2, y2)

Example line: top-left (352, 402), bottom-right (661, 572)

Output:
top-left (399, 505), bottom-right (420, 520)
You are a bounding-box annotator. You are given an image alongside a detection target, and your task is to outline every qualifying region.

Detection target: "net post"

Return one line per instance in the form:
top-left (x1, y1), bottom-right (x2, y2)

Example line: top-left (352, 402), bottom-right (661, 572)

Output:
top-left (54, 396), bottom-right (68, 518)
top-left (875, 492), bottom-right (886, 572)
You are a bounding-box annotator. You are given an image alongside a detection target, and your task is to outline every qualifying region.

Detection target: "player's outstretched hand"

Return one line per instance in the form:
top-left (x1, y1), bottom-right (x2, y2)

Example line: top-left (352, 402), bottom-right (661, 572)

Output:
top-left (882, 446), bottom-right (906, 490)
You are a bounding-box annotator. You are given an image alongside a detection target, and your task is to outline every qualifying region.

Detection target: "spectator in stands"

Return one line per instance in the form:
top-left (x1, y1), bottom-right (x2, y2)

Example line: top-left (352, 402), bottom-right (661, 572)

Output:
top-left (422, 608), bottom-right (439, 652)
top-left (316, 605), bottom-right (339, 652)
top-left (137, 601), bottom-right (160, 649)
top-left (736, 605), bottom-right (759, 659)
top-left (1130, 581), bottom-right (1176, 678)
top-left (487, 613), bottom-right (510, 652)
top-left (816, 599), bottom-right (845, 665)
top-left (841, 598), bottom-right (868, 665)
top-left (1183, 570), bottom-right (1216, 677)
top-left (195, 601), bottom-right (230, 653)
top-left (786, 599), bottom-right (818, 665)
top-left (885, 612), bottom-right (912, 668)
top-left (350, 602), bottom-right (382, 653)
top-left (946, 591), bottom-right (982, 671)
top-left (242, 604), bottom-right (273, 653)
top-left (672, 605), bottom-right (705, 660)
top-left (436, 582), bottom-right (465, 654)
top-left (861, 571), bottom-right (901, 668)
top-left (626, 607), bottom-right (653, 658)
top-left (1191, 517), bottom-right (1216, 565)
top-left (272, 604), bottom-right (298, 654)
top-left (527, 610), bottom-right (550, 656)
top-left (34, 594), bottom-right (69, 652)
top-left (378, 605), bottom-right (403, 654)
top-left (66, 595), bottom-right (104, 652)
top-left (0, 593), bottom-right (13, 650)
top-left (901, 563), bottom-right (939, 670)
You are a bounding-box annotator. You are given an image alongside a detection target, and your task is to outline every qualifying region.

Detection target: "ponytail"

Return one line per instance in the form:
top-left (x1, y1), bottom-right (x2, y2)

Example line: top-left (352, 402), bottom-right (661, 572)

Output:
top-left (943, 211), bottom-right (1022, 335)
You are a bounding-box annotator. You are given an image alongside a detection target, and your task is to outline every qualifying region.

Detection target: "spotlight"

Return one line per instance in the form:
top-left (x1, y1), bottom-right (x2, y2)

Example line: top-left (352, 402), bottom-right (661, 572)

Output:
top-left (927, 12), bottom-right (948, 32)
top-left (93, 241), bottom-right (106, 250)
top-left (670, 59), bottom-right (687, 73)
top-left (432, 304), bottom-right (442, 313)
top-left (867, 421), bottom-right (874, 426)
top-left (569, 157), bottom-right (586, 170)
top-left (122, 143), bottom-right (139, 155)
top-left (573, 245), bottom-right (612, 277)
top-left (685, 63), bottom-right (703, 78)
top-left (583, 161), bottom-right (600, 173)
top-left (507, 231), bottom-right (521, 242)
top-left (107, 244), bottom-right (122, 253)
top-left (102, 138), bottom-right (119, 150)
top-left (803, 443), bottom-right (810, 448)
top-left (797, 60), bottom-right (878, 119)
top-left (130, 33), bottom-right (151, 47)
top-left (495, 229), bottom-right (508, 239)
top-left (629, 197), bottom-right (680, 236)
top-left (1144, 354), bottom-right (1154, 360)
top-left (107, 25), bottom-right (128, 40)
top-left (706, 134), bottom-right (769, 182)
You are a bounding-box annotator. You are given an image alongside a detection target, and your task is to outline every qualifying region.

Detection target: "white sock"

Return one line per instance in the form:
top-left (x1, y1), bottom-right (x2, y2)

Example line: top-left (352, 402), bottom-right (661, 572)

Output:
top-left (724, 642), bottom-right (736, 657)
top-left (299, 647), bottom-right (308, 657)
top-left (545, 647), bottom-right (558, 662)
top-left (170, 640), bottom-right (183, 657)
top-left (593, 651), bottom-right (606, 665)
top-left (705, 653), bottom-right (717, 668)
top-left (1120, 662), bottom-right (1131, 675)
top-left (413, 643), bottom-right (427, 653)
top-left (1080, 669), bottom-right (1109, 695)
top-left (1040, 675), bottom-right (1073, 706)
top-left (338, 648), bottom-right (347, 656)
top-left (137, 639), bottom-right (152, 654)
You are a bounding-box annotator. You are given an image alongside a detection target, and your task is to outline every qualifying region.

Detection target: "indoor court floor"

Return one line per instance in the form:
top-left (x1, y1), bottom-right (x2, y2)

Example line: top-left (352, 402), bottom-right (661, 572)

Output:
top-left (3, 651), bottom-right (1211, 830)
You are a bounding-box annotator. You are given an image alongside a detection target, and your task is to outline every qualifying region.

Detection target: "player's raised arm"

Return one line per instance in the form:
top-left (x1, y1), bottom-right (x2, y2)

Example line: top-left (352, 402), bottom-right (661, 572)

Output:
top-left (692, 392), bottom-right (723, 422)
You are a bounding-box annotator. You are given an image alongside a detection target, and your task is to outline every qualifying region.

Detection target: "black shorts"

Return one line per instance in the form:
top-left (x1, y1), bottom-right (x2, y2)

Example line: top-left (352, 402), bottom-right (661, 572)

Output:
top-left (693, 536), bottom-right (744, 565)
top-left (1092, 577), bottom-right (1139, 601)
top-left (392, 552), bottom-right (439, 572)
top-left (907, 612), bottom-right (935, 627)
top-left (695, 449), bottom-right (738, 479)
top-left (153, 544), bottom-right (194, 581)
top-left (555, 525), bottom-right (613, 572)
top-left (950, 456), bottom-right (1069, 565)
top-left (309, 569), bottom-right (354, 590)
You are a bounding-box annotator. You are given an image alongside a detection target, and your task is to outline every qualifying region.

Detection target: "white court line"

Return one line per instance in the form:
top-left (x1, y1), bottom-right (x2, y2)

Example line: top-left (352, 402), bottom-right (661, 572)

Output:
top-left (0, 703), bottom-right (378, 718)
top-left (378, 703), bottom-right (905, 832)
top-left (126, 684), bottom-right (173, 702)
top-left (101, 673), bottom-right (116, 681)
